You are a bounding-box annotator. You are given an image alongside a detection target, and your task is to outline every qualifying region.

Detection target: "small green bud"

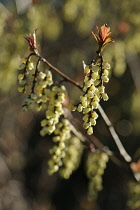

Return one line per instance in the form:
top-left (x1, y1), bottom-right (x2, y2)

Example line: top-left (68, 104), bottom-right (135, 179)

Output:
top-left (82, 100), bottom-right (88, 108)
top-left (39, 81), bottom-right (48, 88)
top-left (91, 72), bottom-right (99, 81)
top-left (94, 80), bottom-right (100, 86)
top-left (27, 62), bottom-right (34, 71)
top-left (103, 62), bottom-right (111, 69)
top-left (91, 111), bottom-right (98, 119)
top-left (53, 136), bottom-right (61, 142)
top-left (83, 114), bottom-right (89, 122)
top-left (84, 66), bottom-right (90, 75)
top-left (48, 125), bottom-right (55, 133)
top-left (89, 85), bottom-right (96, 92)
top-left (30, 93), bottom-right (37, 100)
top-left (84, 76), bottom-right (89, 82)
top-left (47, 79), bottom-right (53, 86)
top-left (83, 86), bottom-right (87, 92)
top-left (22, 105), bottom-right (28, 112)
top-left (87, 90), bottom-right (94, 98)
top-left (36, 105), bottom-right (42, 112)
top-left (18, 87), bottom-right (24, 93)
top-left (18, 74), bottom-right (25, 81)
top-left (92, 65), bottom-right (100, 72)
top-left (24, 97), bottom-right (31, 104)
top-left (77, 104), bottom-right (83, 112)
top-left (102, 93), bottom-right (109, 101)
top-left (28, 103), bottom-right (33, 110)
top-left (71, 106), bottom-right (76, 111)
top-left (41, 119), bottom-right (48, 127)
top-left (85, 80), bottom-right (93, 87)
top-left (98, 86), bottom-right (105, 94)
top-left (18, 63), bottom-right (26, 70)
top-left (87, 126), bottom-right (93, 135)
top-left (83, 122), bottom-right (91, 129)
top-left (93, 95), bottom-right (100, 102)
top-left (83, 107), bottom-right (91, 114)
top-left (103, 69), bottom-right (109, 77)
top-left (80, 95), bottom-right (87, 102)
top-left (91, 101), bottom-right (98, 109)
top-left (90, 118), bottom-right (96, 125)
top-left (53, 165), bottom-right (59, 172)
top-left (55, 148), bottom-right (61, 156)
top-left (39, 71), bottom-right (46, 80)
top-left (59, 142), bottom-right (65, 149)
top-left (19, 80), bottom-right (26, 86)
top-left (101, 75), bottom-right (109, 83)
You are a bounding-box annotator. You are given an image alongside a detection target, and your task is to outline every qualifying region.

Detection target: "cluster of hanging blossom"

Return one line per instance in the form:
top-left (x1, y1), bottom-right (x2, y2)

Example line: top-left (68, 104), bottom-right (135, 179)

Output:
top-left (71, 59), bottom-right (110, 135)
top-left (18, 24), bottom-right (114, 180)
top-left (59, 136), bottom-right (83, 179)
top-left (48, 118), bottom-right (71, 175)
top-left (71, 24), bottom-right (114, 135)
top-left (40, 85), bottom-right (66, 136)
top-left (47, 119), bottom-right (84, 176)
top-left (86, 151), bottom-right (109, 199)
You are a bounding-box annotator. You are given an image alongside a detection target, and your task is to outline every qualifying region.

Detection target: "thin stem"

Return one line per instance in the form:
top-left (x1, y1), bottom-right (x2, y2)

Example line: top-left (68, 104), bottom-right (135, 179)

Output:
top-left (68, 117), bottom-right (123, 167)
top-left (40, 56), bottom-right (82, 89)
top-left (98, 104), bottom-right (132, 162)
top-left (31, 58), bottom-right (41, 94)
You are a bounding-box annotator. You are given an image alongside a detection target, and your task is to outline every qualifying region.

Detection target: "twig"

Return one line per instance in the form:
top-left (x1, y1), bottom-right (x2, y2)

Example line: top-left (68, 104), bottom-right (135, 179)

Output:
top-left (98, 104), bottom-right (132, 162)
top-left (68, 117), bottom-right (123, 167)
top-left (40, 56), bottom-right (82, 89)
top-left (31, 58), bottom-right (41, 93)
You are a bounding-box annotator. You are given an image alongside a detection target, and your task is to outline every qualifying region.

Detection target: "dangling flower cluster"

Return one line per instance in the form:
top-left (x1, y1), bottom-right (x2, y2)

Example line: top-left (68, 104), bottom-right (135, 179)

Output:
top-left (59, 136), bottom-right (83, 179)
top-left (40, 85), bottom-right (66, 136)
top-left (18, 59), bottom-right (34, 94)
top-left (18, 59), bottom-right (54, 112)
top-left (86, 151), bottom-right (109, 200)
top-left (35, 69), bottom-right (53, 111)
top-left (18, 55), bottom-right (66, 136)
top-left (48, 118), bottom-right (71, 175)
top-left (127, 182), bottom-right (140, 210)
top-left (72, 59), bottom-right (110, 135)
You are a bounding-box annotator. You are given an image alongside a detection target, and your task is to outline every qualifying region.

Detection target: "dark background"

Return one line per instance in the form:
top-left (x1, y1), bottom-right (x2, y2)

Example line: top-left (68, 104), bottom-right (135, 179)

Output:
top-left (0, 0), bottom-right (140, 209)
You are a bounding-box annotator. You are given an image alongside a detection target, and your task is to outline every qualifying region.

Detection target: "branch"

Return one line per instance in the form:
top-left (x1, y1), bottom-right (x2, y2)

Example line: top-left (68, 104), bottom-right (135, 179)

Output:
top-left (30, 53), bottom-right (132, 163)
top-left (98, 104), bottom-right (132, 162)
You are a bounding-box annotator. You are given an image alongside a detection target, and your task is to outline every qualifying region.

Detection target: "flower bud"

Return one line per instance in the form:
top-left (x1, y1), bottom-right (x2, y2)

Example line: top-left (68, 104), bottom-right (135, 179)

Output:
top-left (102, 93), bottom-right (109, 101)
top-left (83, 122), bottom-right (91, 129)
top-left (83, 107), bottom-right (91, 114)
top-left (101, 75), bottom-right (109, 83)
top-left (39, 71), bottom-right (46, 79)
top-left (77, 104), bottom-right (83, 112)
top-left (103, 69), bottom-right (109, 77)
top-left (91, 72), bottom-right (99, 81)
top-left (91, 111), bottom-right (98, 119)
top-left (90, 118), bottom-right (96, 125)
top-left (18, 74), bottom-right (25, 81)
top-left (98, 86), bottom-right (105, 94)
top-left (71, 106), bottom-right (76, 111)
top-left (91, 101), bottom-right (98, 109)
top-left (87, 126), bottom-right (93, 135)
top-left (27, 62), bottom-right (34, 71)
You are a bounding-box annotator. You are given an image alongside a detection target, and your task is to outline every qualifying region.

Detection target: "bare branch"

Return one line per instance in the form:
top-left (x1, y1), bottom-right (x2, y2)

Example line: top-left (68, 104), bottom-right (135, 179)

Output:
top-left (98, 104), bottom-right (132, 162)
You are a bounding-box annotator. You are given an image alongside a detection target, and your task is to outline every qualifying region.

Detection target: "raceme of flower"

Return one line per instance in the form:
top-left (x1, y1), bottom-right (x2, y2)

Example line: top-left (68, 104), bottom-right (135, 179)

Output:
top-left (86, 151), bottom-right (109, 200)
top-left (71, 59), bottom-right (111, 135)
top-left (18, 25), bottom-right (114, 179)
top-left (71, 24), bottom-right (114, 135)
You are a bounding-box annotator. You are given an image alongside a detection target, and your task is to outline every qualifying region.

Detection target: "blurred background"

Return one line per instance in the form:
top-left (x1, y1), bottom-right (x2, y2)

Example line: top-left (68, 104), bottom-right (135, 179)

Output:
top-left (0, 0), bottom-right (140, 209)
